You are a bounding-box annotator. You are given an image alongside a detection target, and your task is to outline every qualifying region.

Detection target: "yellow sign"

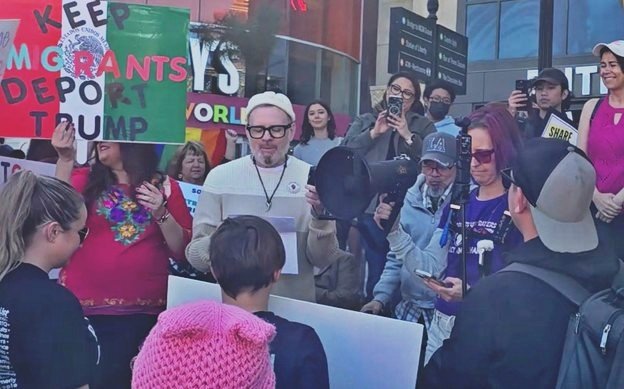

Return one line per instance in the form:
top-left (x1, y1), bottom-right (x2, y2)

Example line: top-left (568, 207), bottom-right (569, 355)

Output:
top-left (542, 113), bottom-right (578, 145)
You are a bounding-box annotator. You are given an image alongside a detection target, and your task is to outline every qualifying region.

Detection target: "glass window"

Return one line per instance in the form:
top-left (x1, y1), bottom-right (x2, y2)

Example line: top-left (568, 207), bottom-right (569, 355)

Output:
top-left (499, 0), bottom-right (539, 59)
top-left (286, 42), bottom-right (319, 107)
top-left (466, 3), bottom-right (498, 61)
top-left (568, 0), bottom-right (624, 55)
top-left (320, 50), bottom-right (359, 116)
top-left (552, 0), bottom-right (567, 56)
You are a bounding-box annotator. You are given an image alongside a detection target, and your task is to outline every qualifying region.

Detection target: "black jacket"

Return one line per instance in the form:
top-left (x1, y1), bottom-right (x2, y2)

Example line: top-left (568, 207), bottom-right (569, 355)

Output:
top-left (421, 238), bottom-right (619, 389)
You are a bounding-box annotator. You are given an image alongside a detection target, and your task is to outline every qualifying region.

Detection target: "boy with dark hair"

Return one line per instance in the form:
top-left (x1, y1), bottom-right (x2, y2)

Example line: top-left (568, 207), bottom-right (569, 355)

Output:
top-left (210, 215), bottom-right (330, 389)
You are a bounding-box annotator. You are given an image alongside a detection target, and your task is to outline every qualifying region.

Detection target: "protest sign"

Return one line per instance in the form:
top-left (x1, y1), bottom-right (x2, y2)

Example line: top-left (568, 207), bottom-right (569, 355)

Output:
top-left (1, 0), bottom-right (188, 143)
top-left (0, 20), bottom-right (19, 82)
top-left (168, 276), bottom-right (424, 389)
top-left (542, 110), bottom-right (578, 145)
top-left (178, 181), bottom-right (202, 216)
top-left (0, 156), bottom-right (55, 189)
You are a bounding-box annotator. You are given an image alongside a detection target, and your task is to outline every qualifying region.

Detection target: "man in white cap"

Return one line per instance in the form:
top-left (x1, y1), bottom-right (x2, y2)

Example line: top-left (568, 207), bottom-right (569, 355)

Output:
top-left (186, 92), bottom-right (340, 302)
top-left (421, 138), bottom-right (620, 388)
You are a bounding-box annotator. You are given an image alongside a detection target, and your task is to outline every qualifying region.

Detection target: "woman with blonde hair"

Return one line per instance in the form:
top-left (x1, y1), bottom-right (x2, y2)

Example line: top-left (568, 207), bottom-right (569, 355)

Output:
top-left (167, 141), bottom-right (211, 184)
top-left (0, 171), bottom-right (99, 388)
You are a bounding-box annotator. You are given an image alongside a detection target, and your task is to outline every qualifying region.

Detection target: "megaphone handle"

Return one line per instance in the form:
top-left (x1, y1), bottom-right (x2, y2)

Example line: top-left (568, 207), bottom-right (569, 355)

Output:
top-left (380, 193), bottom-right (403, 234)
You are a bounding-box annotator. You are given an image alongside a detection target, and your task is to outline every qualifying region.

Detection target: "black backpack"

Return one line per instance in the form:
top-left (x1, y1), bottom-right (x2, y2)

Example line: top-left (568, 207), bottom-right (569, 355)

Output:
top-left (502, 261), bottom-right (624, 389)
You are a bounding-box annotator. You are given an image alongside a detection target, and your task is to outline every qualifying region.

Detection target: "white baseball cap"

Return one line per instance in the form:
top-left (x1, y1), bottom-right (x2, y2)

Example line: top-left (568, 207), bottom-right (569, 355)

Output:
top-left (592, 40), bottom-right (624, 57)
top-left (246, 91), bottom-right (296, 122)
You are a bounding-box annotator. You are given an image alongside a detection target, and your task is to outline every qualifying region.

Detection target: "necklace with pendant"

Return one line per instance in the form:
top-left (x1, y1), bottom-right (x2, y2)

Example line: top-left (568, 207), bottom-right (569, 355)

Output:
top-left (253, 156), bottom-right (288, 212)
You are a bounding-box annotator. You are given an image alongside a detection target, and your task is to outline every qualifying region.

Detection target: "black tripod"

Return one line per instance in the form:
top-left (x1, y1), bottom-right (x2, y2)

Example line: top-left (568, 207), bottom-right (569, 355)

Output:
top-left (451, 117), bottom-right (472, 297)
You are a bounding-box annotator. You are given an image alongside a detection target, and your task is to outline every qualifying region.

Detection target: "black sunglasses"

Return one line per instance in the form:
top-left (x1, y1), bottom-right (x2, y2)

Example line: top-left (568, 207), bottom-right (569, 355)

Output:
top-left (78, 227), bottom-right (90, 244)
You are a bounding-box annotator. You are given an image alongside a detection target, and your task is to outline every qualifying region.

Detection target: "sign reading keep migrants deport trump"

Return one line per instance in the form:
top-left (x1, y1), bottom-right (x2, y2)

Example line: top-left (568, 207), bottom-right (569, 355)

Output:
top-left (0, 0), bottom-right (189, 144)
top-left (388, 7), bottom-right (468, 95)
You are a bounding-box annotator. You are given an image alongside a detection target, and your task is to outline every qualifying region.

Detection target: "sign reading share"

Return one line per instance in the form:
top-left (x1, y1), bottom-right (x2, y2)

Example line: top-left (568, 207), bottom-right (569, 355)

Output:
top-left (388, 7), bottom-right (468, 95)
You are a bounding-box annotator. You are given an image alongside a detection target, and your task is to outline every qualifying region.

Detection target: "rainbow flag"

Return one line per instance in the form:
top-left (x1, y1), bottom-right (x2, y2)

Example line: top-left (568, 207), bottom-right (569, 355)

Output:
top-left (0, 0), bottom-right (189, 143)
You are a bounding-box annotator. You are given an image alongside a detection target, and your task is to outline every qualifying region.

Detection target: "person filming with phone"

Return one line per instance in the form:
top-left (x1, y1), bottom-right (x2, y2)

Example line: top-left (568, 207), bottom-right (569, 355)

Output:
top-left (373, 105), bottom-right (524, 364)
top-left (508, 68), bottom-right (572, 139)
top-left (343, 71), bottom-right (435, 301)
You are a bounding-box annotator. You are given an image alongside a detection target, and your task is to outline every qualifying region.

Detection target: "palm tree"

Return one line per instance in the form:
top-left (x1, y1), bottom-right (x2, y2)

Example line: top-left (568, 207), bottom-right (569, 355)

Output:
top-left (191, 6), bottom-right (281, 97)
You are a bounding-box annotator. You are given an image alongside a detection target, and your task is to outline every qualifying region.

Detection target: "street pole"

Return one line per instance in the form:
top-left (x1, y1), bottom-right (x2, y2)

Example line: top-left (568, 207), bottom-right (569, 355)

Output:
top-left (428, 0), bottom-right (439, 83)
top-left (537, 0), bottom-right (554, 70)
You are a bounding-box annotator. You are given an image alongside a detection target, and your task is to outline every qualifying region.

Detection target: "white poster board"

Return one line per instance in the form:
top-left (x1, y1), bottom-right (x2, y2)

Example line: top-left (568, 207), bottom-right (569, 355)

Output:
top-left (167, 276), bottom-right (424, 389)
top-left (0, 156), bottom-right (55, 189)
top-left (178, 181), bottom-right (202, 216)
top-left (0, 19), bottom-right (19, 82)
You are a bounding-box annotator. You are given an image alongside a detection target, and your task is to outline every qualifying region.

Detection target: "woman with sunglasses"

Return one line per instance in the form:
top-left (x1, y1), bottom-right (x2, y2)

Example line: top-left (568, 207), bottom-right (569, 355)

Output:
top-left (51, 122), bottom-right (193, 389)
top-left (343, 71), bottom-right (436, 301)
top-left (375, 104), bottom-right (524, 364)
top-left (0, 171), bottom-right (99, 389)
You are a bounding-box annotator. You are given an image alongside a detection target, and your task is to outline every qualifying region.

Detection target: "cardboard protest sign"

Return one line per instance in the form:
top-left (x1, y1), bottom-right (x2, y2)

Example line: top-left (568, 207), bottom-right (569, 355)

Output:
top-left (167, 276), bottom-right (424, 388)
top-left (542, 110), bottom-right (578, 145)
top-left (178, 181), bottom-right (202, 216)
top-left (0, 156), bottom-right (55, 189)
top-left (1, 1), bottom-right (188, 143)
top-left (0, 20), bottom-right (19, 82)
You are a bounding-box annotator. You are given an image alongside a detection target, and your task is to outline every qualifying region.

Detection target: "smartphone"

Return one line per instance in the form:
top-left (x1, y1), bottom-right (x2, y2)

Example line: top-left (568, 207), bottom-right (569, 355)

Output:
top-left (515, 79), bottom-right (531, 112)
top-left (307, 166), bottom-right (316, 186)
top-left (415, 269), bottom-right (449, 288)
top-left (387, 96), bottom-right (403, 118)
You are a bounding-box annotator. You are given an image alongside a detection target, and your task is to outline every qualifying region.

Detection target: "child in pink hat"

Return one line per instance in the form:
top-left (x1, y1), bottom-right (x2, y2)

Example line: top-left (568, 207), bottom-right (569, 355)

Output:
top-left (131, 300), bottom-right (276, 389)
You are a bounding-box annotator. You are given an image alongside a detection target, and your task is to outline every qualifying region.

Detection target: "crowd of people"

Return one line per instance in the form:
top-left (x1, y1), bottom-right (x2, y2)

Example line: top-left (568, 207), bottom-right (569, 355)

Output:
top-left (0, 39), bottom-right (623, 388)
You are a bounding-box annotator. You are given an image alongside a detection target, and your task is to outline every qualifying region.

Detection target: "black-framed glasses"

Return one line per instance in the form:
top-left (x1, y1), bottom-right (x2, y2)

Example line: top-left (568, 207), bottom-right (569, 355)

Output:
top-left (421, 160), bottom-right (452, 175)
top-left (472, 149), bottom-right (495, 164)
top-left (500, 168), bottom-right (518, 190)
top-left (246, 123), bottom-right (292, 139)
top-left (389, 84), bottom-right (415, 100)
top-left (78, 227), bottom-right (89, 244)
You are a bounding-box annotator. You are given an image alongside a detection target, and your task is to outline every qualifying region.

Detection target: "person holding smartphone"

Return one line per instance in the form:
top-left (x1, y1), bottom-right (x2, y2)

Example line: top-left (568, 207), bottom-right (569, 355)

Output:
top-left (343, 72), bottom-right (436, 301)
top-left (374, 105), bottom-right (524, 364)
top-left (507, 68), bottom-right (571, 139)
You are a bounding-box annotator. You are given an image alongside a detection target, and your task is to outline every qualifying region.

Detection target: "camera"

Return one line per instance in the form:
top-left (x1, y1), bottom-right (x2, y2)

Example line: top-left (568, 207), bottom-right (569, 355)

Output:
top-left (387, 96), bottom-right (403, 118)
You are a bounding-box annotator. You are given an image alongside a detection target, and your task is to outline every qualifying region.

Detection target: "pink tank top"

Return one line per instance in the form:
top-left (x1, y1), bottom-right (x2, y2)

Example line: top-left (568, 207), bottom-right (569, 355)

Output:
top-left (587, 97), bottom-right (624, 194)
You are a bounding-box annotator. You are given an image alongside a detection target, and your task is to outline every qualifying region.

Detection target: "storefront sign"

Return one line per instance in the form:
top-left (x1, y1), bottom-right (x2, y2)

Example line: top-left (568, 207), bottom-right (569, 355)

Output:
top-left (0, 20), bottom-right (19, 83)
top-left (388, 7), bottom-right (468, 94)
top-left (186, 93), bottom-right (352, 140)
top-left (189, 34), bottom-right (240, 95)
top-left (1, 0), bottom-right (189, 143)
top-left (0, 156), bottom-right (55, 189)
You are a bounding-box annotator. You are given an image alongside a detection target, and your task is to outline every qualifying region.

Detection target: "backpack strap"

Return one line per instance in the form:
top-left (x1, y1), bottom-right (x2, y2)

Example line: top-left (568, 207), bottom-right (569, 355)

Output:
top-left (590, 97), bottom-right (605, 125)
top-left (500, 263), bottom-right (592, 306)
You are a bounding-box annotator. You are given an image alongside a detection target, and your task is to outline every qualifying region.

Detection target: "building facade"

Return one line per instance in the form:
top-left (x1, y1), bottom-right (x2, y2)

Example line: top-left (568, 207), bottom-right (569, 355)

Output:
top-left (455, 0), bottom-right (624, 119)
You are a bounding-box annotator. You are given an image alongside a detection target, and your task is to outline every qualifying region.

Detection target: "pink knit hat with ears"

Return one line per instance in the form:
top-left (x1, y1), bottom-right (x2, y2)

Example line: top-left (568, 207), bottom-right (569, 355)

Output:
top-left (131, 301), bottom-right (276, 389)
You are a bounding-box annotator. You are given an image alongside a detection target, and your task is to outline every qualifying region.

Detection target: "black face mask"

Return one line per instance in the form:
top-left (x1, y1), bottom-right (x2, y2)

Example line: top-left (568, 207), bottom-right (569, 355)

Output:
top-left (428, 101), bottom-right (451, 120)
